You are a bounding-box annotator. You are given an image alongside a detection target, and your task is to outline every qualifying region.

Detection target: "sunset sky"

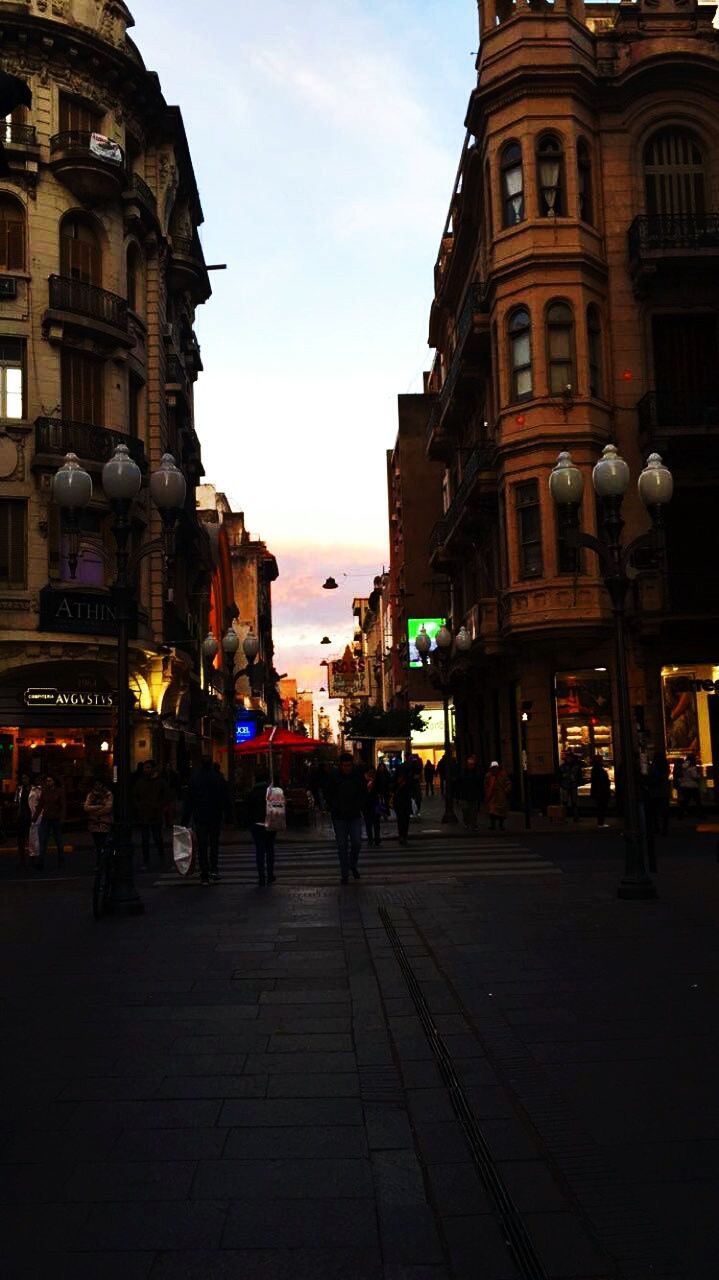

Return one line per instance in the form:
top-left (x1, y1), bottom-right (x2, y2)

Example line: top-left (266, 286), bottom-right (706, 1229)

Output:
top-left (133, 0), bottom-right (478, 698)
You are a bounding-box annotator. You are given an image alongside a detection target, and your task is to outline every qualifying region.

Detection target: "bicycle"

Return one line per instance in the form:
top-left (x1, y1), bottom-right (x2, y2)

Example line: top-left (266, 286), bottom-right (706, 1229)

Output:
top-left (92, 837), bottom-right (115, 920)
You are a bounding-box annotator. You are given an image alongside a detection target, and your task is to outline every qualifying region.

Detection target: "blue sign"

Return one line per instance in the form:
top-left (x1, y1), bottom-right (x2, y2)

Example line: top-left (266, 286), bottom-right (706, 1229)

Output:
top-left (235, 715), bottom-right (259, 745)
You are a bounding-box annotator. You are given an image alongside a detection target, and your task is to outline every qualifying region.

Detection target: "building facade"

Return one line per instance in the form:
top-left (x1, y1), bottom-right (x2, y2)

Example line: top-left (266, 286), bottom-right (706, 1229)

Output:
top-left (418, 0), bottom-right (719, 805)
top-left (0, 0), bottom-right (213, 818)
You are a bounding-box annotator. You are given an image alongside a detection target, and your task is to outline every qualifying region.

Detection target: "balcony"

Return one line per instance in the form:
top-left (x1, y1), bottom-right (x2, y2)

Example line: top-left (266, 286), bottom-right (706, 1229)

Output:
top-left (33, 417), bottom-right (147, 474)
top-left (628, 214), bottom-right (719, 289)
top-left (2, 122), bottom-right (38, 157)
top-left (169, 236), bottom-right (211, 303)
top-left (637, 390), bottom-right (719, 454)
top-left (49, 131), bottom-right (125, 201)
top-left (428, 443), bottom-right (497, 566)
top-left (122, 172), bottom-right (158, 232)
top-left (45, 274), bottom-right (133, 351)
top-left (427, 282), bottom-right (489, 459)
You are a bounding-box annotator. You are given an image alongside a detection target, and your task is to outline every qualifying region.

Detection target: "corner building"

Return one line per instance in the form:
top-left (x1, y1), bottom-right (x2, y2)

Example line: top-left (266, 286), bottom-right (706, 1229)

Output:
top-left (0, 0), bottom-right (213, 820)
top-left (425, 0), bottom-right (719, 806)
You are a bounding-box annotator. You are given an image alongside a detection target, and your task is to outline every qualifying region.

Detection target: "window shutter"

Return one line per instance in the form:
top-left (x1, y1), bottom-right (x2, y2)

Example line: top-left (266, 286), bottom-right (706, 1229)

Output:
top-left (0, 499), bottom-right (27, 588)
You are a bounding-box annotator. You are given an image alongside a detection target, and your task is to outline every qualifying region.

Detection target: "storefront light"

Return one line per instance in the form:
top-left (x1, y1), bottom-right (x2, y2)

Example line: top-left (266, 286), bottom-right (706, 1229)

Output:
top-left (100, 740), bottom-right (110, 752)
top-left (595, 666), bottom-right (607, 672)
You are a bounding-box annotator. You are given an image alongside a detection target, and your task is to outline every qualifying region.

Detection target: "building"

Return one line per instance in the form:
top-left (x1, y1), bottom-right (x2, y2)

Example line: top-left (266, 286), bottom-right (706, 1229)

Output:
top-left (195, 484), bottom-right (280, 725)
top-left (415, 0), bottom-right (719, 804)
top-left (0, 0), bottom-right (213, 819)
top-left (278, 677), bottom-right (314, 736)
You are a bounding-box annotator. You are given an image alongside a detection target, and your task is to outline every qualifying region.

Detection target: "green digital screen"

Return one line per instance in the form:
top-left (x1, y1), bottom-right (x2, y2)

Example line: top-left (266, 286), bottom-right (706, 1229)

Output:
top-left (407, 618), bottom-right (445, 669)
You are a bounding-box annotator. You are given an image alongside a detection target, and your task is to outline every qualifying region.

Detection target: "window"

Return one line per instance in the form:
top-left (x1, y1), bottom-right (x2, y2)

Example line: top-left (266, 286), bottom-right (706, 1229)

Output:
top-left (126, 243), bottom-right (144, 314)
top-left (536, 134), bottom-right (564, 217)
top-left (128, 371), bottom-right (143, 438)
top-left (484, 161), bottom-right (493, 238)
top-left (0, 196), bottom-right (25, 271)
top-left (61, 350), bottom-right (103, 423)
top-left (500, 142), bottom-right (524, 227)
top-left (515, 481), bottom-right (543, 579)
top-left (556, 509), bottom-right (581, 576)
top-left (0, 338), bottom-right (23, 419)
top-left (577, 139), bottom-right (592, 224)
top-left (0, 499), bottom-right (26, 588)
top-left (2, 105), bottom-right (26, 145)
top-left (508, 307), bottom-right (532, 402)
top-left (644, 128), bottom-right (705, 217)
top-left (60, 515), bottom-right (105, 586)
top-left (546, 302), bottom-right (575, 396)
top-left (59, 95), bottom-right (96, 135)
top-left (60, 214), bottom-right (101, 285)
top-left (587, 305), bottom-right (603, 399)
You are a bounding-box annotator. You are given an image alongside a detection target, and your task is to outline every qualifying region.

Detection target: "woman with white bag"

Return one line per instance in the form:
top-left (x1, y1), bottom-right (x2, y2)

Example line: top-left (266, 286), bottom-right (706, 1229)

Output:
top-left (245, 775), bottom-right (285, 886)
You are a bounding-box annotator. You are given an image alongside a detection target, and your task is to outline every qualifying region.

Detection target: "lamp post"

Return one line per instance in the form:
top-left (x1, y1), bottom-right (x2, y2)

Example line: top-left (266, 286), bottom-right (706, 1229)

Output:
top-left (549, 445), bottom-right (673, 900)
top-left (212, 626), bottom-right (259, 816)
top-left (53, 446), bottom-right (186, 915)
top-left (415, 622), bottom-right (472, 824)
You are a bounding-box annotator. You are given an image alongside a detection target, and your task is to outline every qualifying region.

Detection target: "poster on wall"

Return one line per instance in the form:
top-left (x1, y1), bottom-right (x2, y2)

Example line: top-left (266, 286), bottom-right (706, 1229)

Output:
top-left (662, 671), bottom-right (700, 756)
top-left (327, 646), bottom-right (369, 699)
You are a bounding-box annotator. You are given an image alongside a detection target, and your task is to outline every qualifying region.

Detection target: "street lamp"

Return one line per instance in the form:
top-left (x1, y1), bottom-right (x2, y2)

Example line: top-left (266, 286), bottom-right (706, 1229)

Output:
top-left (219, 626), bottom-right (260, 813)
top-left (53, 445), bottom-right (186, 915)
top-left (415, 622), bottom-right (471, 823)
top-left (549, 445), bottom-right (673, 900)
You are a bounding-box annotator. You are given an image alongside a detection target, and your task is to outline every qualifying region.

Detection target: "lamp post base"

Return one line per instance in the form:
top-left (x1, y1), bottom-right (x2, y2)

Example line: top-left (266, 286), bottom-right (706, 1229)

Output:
top-left (109, 822), bottom-right (145, 916)
top-left (617, 875), bottom-right (657, 901)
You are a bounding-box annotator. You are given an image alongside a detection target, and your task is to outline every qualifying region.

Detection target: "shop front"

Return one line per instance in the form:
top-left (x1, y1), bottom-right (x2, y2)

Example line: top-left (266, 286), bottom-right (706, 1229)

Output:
top-left (554, 670), bottom-right (615, 792)
top-left (661, 664), bottom-right (718, 801)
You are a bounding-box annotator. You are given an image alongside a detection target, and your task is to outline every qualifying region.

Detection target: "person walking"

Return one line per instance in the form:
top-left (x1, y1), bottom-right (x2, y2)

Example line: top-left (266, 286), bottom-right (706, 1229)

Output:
top-left (436, 754), bottom-right (447, 797)
top-left (589, 755), bottom-right (611, 828)
top-left (363, 767), bottom-right (382, 847)
top-left (133, 760), bottom-right (171, 869)
top-left (678, 753), bottom-right (702, 817)
top-left (83, 777), bottom-right (114, 860)
top-left (458, 755), bottom-right (483, 830)
top-left (423, 759), bottom-right (436, 798)
top-left (558, 751), bottom-right (583, 822)
top-left (392, 770), bottom-right (413, 846)
top-left (14, 772), bottom-right (32, 868)
top-left (325, 751), bottom-right (366, 883)
top-left (409, 753), bottom-right (423, 815)
top-left (375, 761), bottom-right (391, 818)
top-left (246, 775), bottom-right (277, 886)
top-left (190, 756), bottom-right (230, 885)
top-left (485, 761), bottom-right (511, 832)
top-left (35, 774), bottom-right (66, 870)
top-left (647, 750), bottom-right (671, 835)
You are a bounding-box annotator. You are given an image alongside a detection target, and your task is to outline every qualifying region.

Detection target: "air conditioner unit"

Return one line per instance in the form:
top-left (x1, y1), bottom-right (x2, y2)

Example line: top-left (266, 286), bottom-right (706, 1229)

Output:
top-left (0, 277), bottom-right (17, 299)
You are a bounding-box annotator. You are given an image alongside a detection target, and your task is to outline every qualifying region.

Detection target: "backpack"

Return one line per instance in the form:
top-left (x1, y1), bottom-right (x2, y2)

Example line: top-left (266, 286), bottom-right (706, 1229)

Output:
top-left (265, 786), bottom-right (286, 832)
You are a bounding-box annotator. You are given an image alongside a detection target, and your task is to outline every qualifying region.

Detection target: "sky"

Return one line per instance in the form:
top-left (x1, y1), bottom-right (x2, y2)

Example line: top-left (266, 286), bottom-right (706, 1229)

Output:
top-left (131, 0), bottom-right (478, 704)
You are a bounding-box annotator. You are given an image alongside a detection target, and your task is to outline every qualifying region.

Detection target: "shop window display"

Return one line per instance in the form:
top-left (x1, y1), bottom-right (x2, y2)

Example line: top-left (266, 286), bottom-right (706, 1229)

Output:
top-left (554, 671), bottom-right (614, 792)
top-left (661, 664), bottom-right (717, 801)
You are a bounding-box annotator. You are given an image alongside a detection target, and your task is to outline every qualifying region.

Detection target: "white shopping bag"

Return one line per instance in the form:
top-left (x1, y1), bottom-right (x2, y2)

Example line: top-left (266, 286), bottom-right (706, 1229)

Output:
top-left (265, 787), bottom-right (286, 832)
top-left (172, 825), bottom-right (196, 876)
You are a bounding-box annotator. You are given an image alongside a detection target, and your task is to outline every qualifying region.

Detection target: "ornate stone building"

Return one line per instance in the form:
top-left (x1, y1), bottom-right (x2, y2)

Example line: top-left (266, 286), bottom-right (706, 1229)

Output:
top-left (416, 0), bottom-right (719, 806)
top-left (0, 0), bottom-right (213, 818)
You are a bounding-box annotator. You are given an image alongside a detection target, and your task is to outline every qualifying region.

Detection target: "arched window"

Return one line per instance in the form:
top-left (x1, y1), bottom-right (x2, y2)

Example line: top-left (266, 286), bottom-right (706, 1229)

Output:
top-left (577, 139), bottom-right (593, 224)
top-left (536, 134), bottom-right (564, 217)
top-left (644, 128), bottom-right (705, 217)
top-left (126, 243), bottom-right (145, 315)
top-left (0, 195), bottom-right (25, 271)
top-left (60, 213), bottom-right (101, 285)
top-left (546, 302), bottom-right (575, 395)
top-left (500, 142), bottom-right (525, 227)
top-left (508, 307), bottom-right (532, 402)
top-left (587, 305), bottom-right (603, 399)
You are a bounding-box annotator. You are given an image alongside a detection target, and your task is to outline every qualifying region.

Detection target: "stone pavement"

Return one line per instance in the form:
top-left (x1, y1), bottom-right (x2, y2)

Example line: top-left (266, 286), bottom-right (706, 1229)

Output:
top-left (1, 827), bottom-right (718, 1278)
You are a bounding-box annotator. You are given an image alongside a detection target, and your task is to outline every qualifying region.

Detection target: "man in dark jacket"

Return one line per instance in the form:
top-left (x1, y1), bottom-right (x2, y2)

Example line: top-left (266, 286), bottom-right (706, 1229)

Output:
top-left (190, 757), bottom-right (229, 885)
top-left (324, 752), bottom-right (366, 883)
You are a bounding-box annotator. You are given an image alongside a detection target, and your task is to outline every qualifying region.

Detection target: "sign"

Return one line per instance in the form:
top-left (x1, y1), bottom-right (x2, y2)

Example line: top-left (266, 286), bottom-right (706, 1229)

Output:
top-left (407, 618), bottom-right (445, 669)
top-left (39, 587), bottom-right (136, 638)
top-left (24, 688), bottom-right (117, 709)
top-left (235, 714), bottom-right (259, 744)
top-left (90, 132), bottom-right (123, 165)
top-left (327, 646), bottom-right (370, 699)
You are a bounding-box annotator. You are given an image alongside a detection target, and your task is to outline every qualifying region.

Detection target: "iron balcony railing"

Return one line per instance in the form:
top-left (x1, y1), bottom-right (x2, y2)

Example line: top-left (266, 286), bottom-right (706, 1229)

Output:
top-left (637, 390), bottom-right (719, 433)
top-left (35, 417), bottom-right (147, 470)
top-left (172, 236), bottom-right (200, 258)
top-left (2, 123), bottom-right (37, 147)
top-left (427, 282), bottom-right (488, 444)
top-left (429, 443), bottom-right (496, 554)
top-left (126, 171), bottom-right (157, 214)
top-left (628, 213), bottom-right (719, 259)
top-left (49, 274), bottom-right (129, 332)
top-left (49, 130), bottom-right (124, 165)
top-left (166, 354), bottom-right (189, 387)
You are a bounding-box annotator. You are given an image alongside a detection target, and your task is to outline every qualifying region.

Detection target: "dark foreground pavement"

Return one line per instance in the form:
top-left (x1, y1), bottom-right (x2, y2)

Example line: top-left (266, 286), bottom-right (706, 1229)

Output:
top-left (2, 829), bottom-right (718, 1279)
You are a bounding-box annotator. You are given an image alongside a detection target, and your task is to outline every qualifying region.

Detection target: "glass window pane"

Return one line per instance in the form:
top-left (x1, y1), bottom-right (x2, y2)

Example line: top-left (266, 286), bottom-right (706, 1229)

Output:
top-left (504, 167), bottom-right (522, 197)
top-left (513, 334), bottom-right (531, 367)
top-left (550, 364), bottom-right (572, 394)
top-left (516, 368), bottom-right (532, 398)
top-left (549, 329), bottom-right (571, 359)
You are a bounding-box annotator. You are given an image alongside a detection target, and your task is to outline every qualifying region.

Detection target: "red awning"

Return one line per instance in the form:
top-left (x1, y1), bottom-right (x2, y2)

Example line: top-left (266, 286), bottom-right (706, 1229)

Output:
top-left (233, 726), bottom-right (324, 754)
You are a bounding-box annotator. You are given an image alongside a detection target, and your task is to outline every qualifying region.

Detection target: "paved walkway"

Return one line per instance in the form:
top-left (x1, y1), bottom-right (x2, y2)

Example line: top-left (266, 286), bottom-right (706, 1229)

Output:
top-left (2, 828), bottom-right (718, 1278)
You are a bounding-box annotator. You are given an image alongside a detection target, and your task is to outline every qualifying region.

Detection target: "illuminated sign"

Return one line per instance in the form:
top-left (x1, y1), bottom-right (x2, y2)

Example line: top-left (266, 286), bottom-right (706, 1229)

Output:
top-left (24, 688), bottom-right (117, 708)
top-left (235, 715), bottom-right (259, 744)
top-left (327, 646), bottom-right (369, 699)
top-left (407, 618), bottom-right (445, 669)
